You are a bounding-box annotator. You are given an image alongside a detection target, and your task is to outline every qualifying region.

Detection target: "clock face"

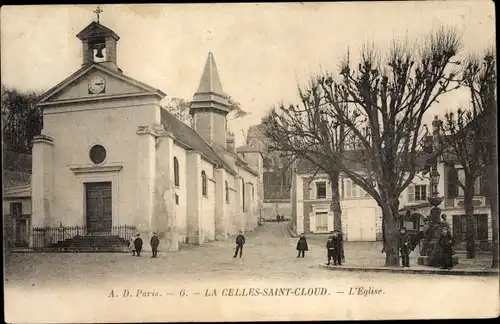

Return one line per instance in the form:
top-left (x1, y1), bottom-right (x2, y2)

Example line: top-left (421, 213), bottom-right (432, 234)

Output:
top-left (88, 75), bottom-right (106, 94)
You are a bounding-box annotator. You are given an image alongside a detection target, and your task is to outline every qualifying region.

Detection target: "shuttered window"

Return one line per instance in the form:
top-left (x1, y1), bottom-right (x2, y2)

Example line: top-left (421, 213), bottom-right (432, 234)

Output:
top-left (407, 184), bottom-right (415, 202)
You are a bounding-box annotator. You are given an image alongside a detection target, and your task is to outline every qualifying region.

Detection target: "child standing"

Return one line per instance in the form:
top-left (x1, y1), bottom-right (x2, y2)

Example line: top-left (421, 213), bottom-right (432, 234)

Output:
top-left (129, 235), bottom-right (136, 256)
top-left (326, 236), bottom-right (334, 265)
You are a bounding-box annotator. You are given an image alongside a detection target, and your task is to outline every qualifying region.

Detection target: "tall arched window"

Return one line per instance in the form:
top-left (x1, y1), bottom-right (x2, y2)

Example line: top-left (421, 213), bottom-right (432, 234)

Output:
top-left (225, 181), bottom-right (229, 203)
top-left (174, 157), bottom-right (179, 187)
top-left (201, 171), bottom-right (207, 196)
top-left (241, 178), bottom-right (246, 212)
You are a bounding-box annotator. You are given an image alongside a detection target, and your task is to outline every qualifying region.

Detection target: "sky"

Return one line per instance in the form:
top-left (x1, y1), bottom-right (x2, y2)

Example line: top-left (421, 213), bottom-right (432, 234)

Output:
top-left (1, 2), bottom-right (495, 146)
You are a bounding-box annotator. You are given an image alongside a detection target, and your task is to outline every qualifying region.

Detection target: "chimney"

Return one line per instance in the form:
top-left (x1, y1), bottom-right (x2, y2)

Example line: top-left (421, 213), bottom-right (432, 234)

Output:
top-left (227, 132), bottom-right (236, 153)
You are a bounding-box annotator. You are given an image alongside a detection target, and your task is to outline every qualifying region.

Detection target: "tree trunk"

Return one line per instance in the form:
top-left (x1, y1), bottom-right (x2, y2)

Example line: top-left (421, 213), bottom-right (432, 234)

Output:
top-left (381, 200), bottom-right (401, 267)
top-left (464, 185), bottom-right (477, 259)
top-left (330, 172), bottom-right (342, 232)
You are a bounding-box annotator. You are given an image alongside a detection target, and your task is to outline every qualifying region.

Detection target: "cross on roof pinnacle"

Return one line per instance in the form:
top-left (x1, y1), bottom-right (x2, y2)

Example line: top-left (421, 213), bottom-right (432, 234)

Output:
top-left (94, 6), bottom-right (103, 23)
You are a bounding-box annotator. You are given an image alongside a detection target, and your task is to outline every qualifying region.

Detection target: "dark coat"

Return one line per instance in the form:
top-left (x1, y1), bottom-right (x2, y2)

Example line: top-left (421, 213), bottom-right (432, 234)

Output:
top-left (399, 232), bottom-right (410, 254)
top-left (326, 240), bottom-right (335, 250)
top-left (296, 237), bottom-right (309, 251)
top-left (150, 236), bottom-right (159, 247)
top-left (331, 235), bottom-right (343, 251)
top-left (134, 237), bottom-right (143, 250)
top-left (438, 233), bottom-right (455, 253)
top-left (236, 234), bottom-right (245, 246)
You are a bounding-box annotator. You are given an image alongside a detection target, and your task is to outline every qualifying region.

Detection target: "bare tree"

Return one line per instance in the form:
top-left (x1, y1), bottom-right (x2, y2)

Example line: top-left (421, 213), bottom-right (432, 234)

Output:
top-left (264, 27), bottom-right (462, 266)
top-left (441, 49), bottom-right (497, 264)
top-left (262, 82), bottom-right (356, 235)
top-left (163, 94), bottom-right (248, 126)
top-left (440, 107), bottom-right (490, 259)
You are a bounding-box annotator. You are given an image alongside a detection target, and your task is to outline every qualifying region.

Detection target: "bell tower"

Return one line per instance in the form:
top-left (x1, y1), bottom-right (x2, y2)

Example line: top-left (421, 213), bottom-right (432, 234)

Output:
top-left (76, 6), bottom-right (120, 71)
top-left (190, 52), bottom-right (230, 149)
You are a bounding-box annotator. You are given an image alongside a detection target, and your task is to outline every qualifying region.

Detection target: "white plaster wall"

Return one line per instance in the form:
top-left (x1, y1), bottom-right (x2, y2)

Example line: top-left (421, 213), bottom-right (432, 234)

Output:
top-left (225, 174), bottom-right (238, 235)
top-left (237, 167), bottom-right (260, 232)
top-left (200, 159), bottom-right (215, 242)
top-left (172, 144), bottom-right (188, 241)
top-left (42, 100), bottom-right (160, 227)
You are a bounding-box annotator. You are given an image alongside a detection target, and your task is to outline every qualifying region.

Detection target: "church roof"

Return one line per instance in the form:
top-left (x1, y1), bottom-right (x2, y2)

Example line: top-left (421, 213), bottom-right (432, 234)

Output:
top-left (160, 108), bottom-right (236, 175)
top-left (195, 52), bottom-right (225, 95)
top-left (190, 53), bottom-right (229, 111)
top-left (37, 63), bottom-right (166, 105)
top-left (76, 21), bottom-right (120, 41)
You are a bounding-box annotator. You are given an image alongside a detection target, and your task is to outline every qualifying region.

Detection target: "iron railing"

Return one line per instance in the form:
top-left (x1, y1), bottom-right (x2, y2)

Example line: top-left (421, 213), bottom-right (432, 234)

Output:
top-left (32, 225), bottom-right (137, 249)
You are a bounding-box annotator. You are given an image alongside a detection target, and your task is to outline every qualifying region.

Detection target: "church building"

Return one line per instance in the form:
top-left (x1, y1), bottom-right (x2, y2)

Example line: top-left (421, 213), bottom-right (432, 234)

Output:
top-left (28, 17), bottom-right (263, 251)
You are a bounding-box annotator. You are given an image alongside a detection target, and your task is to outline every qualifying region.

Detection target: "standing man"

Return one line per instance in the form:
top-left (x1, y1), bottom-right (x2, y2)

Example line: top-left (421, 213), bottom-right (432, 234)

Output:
top-left (234, 231), bottom-right (246, 258)
top-left (296, 233), bottom-right (309, 258)
top-left (134, 233), bottom-right (143, 257)
top-left (438, 228), bottom-right (455, 270)
top-left (150, 232), bottom-right (159, 258)
top-left (399, 227), bottom-right (411, 267)
top-left (332, 230), bottom-right (343, 266)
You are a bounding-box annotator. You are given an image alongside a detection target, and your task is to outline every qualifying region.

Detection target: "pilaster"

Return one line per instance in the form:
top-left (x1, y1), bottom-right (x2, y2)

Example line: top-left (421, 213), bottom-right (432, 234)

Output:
top-left (186, 150), bottom-right (202, 244)
top-left (215, 169), bottom-right (228, 240)
top-left (136, 125), bottom-right (156, 238)
top-left (31, 135), bottom-right (54, 229)
top-left (153, 124), bottom-right (179, 251)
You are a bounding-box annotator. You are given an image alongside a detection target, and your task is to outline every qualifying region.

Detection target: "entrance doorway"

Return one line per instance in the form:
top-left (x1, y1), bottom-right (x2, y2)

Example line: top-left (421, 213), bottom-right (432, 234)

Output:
top-left (85, 182), bottom-right (112, 234)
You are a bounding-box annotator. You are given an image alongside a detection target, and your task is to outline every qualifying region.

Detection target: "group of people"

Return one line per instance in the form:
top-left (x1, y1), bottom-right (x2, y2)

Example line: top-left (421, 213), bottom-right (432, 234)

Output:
top-left (398, 219), bottom-right (455, 269)
top-left (128, 217), bottom-right (456, 270)
top-left (129, 232), bottom-right (159, 258)
top-left (294, 230), bottom-right (345, 266)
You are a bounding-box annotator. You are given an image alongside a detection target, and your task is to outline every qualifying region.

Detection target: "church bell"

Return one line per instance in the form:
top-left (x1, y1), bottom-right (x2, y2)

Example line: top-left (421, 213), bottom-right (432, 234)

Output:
top-left (95, 46), bottom-right (104, 58)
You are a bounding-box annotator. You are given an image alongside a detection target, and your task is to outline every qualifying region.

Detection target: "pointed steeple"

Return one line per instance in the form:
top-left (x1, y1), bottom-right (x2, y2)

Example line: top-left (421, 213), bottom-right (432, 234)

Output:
top-left (190, 52), bottom-right (231, 149)
top-left (190, 53), bottom-right (229, 114)
top-left (196, 52), bottom-right (225, 95)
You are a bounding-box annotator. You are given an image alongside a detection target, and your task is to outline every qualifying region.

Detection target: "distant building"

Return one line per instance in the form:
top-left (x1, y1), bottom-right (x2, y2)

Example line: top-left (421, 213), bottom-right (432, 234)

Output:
top-left (241, 124), bottom-right (292, 220)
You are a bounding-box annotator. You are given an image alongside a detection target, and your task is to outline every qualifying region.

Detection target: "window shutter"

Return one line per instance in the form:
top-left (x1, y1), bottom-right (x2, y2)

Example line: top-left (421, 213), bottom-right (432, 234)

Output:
top-left (310, 181), bottom-right (316, 199)
top-left (309, 212), bottom-right (315, 233)
top-left (407, 184), bottom-right (415, 202)
top-left (474, 176), bottom-right (481, 196)
top-left (326, 181), bottom-right (332, 199)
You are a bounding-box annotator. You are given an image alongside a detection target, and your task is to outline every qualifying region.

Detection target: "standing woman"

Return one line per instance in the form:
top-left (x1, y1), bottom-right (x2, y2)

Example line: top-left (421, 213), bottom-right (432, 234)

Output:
top-left (438, 228), bottom-right (455, 270)
top-left (296, 233), bottom-right (309, 258)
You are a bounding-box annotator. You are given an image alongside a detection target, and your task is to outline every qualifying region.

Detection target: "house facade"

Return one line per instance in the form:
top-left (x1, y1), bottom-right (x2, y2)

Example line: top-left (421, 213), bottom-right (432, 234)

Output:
top-left (290, 156), bottom-right (493, 248)
top-left (13, 19), bottom-right (263, 251)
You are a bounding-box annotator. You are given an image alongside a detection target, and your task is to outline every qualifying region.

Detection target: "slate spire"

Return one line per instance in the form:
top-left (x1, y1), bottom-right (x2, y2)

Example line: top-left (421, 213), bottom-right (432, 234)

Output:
top-left (190, 52), bottom-right (229, 114)
top-left (195, 52), bottom-right (225, 95)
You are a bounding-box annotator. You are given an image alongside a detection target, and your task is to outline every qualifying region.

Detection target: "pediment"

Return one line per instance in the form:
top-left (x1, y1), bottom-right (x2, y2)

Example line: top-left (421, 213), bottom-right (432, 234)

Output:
top-left (38, 64), bottom-right (165, 106)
